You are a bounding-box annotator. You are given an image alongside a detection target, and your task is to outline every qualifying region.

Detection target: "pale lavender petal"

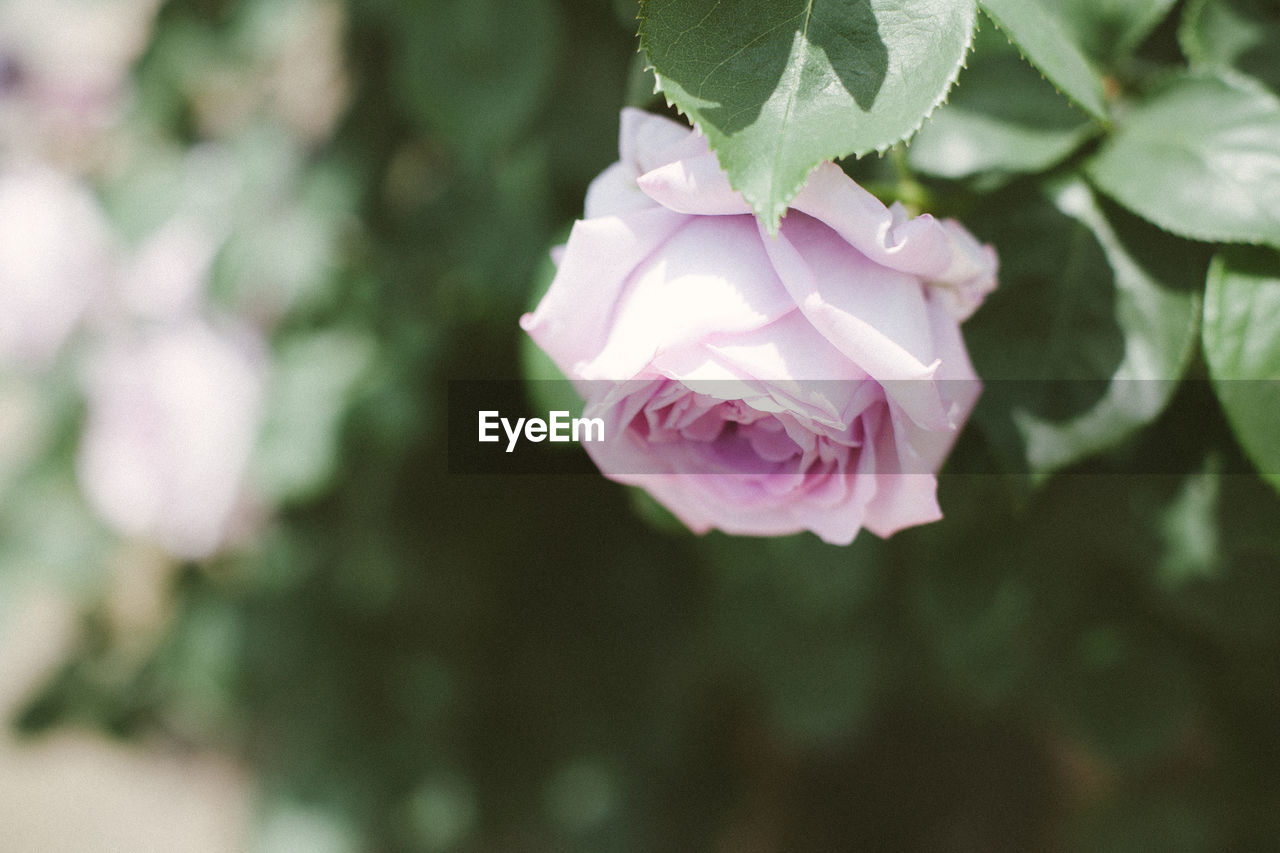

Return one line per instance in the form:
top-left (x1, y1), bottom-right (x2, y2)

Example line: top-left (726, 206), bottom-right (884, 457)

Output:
top-left (636, 150), bottom-right (752, 216)
top-left (791, 163), bottom-right (960, 279)
top-left (520, 206), bottom-right (689, 377)
top-left (584, 161), bottom-right (657, 219)
top-left (929, 218), bottom-right (999, 321)
top-left (856, 404), bottom-right (943, 537)
top-left (792, 164), bottom-right (997, 318)
top-left (620, 107), bottom-right (698, 175)
top-left (578, 215), bottom-right (794, 380)
top-left (760, 216), bottom-right (952, 431)
top-left (861, 473), bottom-right (942, 537)
top-left (585, 110), bottom-right (706, 219)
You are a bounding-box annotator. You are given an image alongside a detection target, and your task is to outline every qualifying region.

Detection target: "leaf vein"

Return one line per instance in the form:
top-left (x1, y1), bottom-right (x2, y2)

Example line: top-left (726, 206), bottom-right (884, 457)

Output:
top-left (767, 0), bottom-right (816, 213)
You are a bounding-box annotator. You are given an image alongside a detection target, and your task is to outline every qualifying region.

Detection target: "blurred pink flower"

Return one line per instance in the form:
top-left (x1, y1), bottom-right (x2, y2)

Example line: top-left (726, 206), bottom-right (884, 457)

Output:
top-left (77, 321), bottom-right (266, 559)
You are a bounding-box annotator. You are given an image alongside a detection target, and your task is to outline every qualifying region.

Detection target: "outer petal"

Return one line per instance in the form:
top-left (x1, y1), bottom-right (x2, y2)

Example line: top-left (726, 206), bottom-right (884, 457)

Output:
top-left (585, 109), bottom-right (707, 219)
top-left (911, 292), bottom-right (984, 467)
top-left (578, 215), bottom-right (795, 380)
top-left (854, 403), bottom-right (944, 537)
top-left (585, 161), bottom-right (657, 219)
top-left (520, 206), bottom-right (689, 377)
top-left (790, 163), bottom-right (952, 276)
top-left (636, 150), bottom-right (752, 216)
top-left (860, 472), bottom-right (942, 537)
top-left (760, 215), bottom-right (952, 431)
top-left (620, 107), bottom-right (698, 175)
top-left (791, 163), bottom-right (997, 319)
top-left (929, 218), bottom-right (999, 321)
top-left (861, 297), bottom-right (980, 535)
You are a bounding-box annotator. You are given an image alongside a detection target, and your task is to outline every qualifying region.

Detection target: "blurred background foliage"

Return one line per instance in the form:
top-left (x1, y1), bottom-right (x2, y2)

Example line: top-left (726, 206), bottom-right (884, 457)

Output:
top-left (0, 0), bottom-right (1279, 851)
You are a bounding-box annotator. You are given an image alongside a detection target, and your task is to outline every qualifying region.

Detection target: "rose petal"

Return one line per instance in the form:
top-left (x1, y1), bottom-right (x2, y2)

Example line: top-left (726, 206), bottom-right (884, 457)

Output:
top-left (861, 472), bottom-right (942, 537)
top-left (636, 150), bottom-right (752, 216)
top-left (792, 164), bottom-right (997, 318)
top-left (759, 215), bottom-right (952, 431)
top-left (791, 164), bottom-right (952, 276)
top-left (583, 109), bottom-right (707, 220)
top-left (929, 218), bottom-right (999, 321)
top-left (521, 206), bottom-right (689, 377)
top-left (705, 311), bottom-right (864, 381)
top-left (578, 215), bottom-right (794, 380)
top-left (584, 161), bottom-right (657, 219)
top-left (702, 312), bottom-right (875, 433)
top-left (620, 107), bottom-right (699, 175)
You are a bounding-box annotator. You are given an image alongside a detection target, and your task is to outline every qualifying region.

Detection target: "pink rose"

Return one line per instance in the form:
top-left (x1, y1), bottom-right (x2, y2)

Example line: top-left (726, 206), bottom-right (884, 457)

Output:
top-left (521, 109), bottom-right (997, 545)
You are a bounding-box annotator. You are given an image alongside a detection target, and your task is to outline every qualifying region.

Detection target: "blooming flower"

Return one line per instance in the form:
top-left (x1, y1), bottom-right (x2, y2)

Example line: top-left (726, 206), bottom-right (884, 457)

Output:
top-left (521, 109), bottom-right (997, 544)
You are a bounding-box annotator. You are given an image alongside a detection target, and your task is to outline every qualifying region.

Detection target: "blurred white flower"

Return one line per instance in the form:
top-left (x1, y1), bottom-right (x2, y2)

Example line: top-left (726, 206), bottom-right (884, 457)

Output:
top-left (77, 321), bottom-right (267, 560)
top-left (0, 0), bottom-right (160, 157)
top-left (0, 164), bottom-right (112, 367)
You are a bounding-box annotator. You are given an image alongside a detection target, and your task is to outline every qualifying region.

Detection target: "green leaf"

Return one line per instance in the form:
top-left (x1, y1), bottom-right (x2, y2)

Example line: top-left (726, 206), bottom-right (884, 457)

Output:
top-left (1202, 247), bottom-right (1280, 492)
top-left (1086, 73), bottom-right (1280, 248)
top-left (977, 0), bottom-right (1109, 119)
top-left (907, 20), bottom-right (1099, 181)
top-left (965, 179), bottom-right (1200, 478)
top-left (1056, 0), bottom-right (1178, 66)
top-left (638, 0), bottom-right (977, 229)
top-left (1180, 0), bottom-right (1280, 95)
top-left (1016, 181), bottom-right (1201, 475)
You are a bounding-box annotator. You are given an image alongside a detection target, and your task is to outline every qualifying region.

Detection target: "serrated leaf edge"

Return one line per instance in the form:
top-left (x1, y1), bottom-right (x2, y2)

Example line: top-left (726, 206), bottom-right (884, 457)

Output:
top-left (638, 0), bottom-right (981, 232)
top-left (977, 1), bottom-right (1110, 122)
